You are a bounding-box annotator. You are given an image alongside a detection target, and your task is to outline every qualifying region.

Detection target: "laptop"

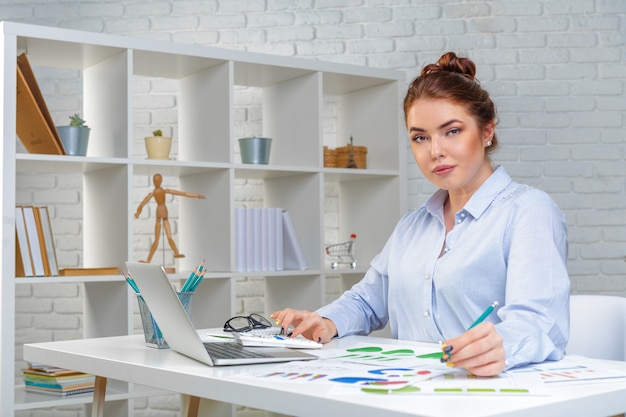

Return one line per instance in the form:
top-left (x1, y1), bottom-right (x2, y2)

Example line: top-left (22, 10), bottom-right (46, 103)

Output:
top-left (126, 262), bottom-right (318, 366)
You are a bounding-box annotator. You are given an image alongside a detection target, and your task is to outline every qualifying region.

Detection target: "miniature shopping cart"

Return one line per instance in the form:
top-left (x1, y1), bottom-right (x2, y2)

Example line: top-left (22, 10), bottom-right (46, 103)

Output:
top-left (325, 234), bottom-right (357, 269)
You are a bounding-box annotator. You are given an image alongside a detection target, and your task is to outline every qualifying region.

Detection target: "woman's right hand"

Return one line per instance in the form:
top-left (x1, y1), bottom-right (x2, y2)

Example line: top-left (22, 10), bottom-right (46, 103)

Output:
top-left (270, 309), bottom-right (337, 343)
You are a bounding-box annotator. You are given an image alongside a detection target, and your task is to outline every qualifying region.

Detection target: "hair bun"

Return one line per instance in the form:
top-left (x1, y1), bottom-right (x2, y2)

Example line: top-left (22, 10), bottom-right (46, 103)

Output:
top-left (421, 52), bottom-right (476, 80)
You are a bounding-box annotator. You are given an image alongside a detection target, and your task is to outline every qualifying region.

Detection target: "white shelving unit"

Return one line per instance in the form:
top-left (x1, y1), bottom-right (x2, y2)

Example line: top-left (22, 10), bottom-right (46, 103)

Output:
top-left (1, 22), bottom-right (405, 416)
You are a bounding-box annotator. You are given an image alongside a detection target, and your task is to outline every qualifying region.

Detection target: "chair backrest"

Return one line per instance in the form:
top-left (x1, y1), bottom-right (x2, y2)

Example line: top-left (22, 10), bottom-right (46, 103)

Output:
top-left (567, 294), bottom-right (626, 361)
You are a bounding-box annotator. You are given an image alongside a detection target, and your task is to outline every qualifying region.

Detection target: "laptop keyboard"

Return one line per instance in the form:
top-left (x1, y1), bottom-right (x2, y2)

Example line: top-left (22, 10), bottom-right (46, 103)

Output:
top-left (203, 342), bottom-right (272, 359)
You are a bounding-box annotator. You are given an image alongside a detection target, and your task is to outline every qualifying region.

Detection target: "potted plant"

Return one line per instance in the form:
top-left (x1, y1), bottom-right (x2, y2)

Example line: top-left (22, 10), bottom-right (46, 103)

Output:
top-left (144, 129), bottom-right (172, 160)
top-left (57, 114), bottom-right (90, 156)
top-left (238, 136), bottom-right (272, 164)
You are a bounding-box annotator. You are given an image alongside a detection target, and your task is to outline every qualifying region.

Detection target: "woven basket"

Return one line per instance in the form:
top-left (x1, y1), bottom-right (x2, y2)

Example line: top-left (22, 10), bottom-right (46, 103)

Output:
top-left (336, 145), bottom-right (367, 169)
top-left (323, 146), bottom-right (337, 167)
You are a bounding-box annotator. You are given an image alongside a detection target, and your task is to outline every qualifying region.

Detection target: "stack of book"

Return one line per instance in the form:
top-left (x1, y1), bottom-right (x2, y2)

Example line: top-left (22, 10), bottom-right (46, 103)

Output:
top-left (15, 206), bottom-right (58, 277)
top-left (15, 205), bottom-right (120, 277)
top-left (23, 363), bottom-right (95, 397)
top-left (235, 208), bottom-right (307, 272)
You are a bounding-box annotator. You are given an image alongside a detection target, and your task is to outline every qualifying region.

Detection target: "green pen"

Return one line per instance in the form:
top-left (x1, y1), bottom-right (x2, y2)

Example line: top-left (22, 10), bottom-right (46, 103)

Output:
top-left (418, 301), bottom-right (500, 360)
top-left (468, 301), bottom-right (499, 330)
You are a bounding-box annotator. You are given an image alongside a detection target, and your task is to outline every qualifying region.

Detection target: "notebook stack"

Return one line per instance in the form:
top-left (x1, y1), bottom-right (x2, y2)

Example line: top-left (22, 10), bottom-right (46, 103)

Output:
top-left (23, 363), bottom-right (95, 396)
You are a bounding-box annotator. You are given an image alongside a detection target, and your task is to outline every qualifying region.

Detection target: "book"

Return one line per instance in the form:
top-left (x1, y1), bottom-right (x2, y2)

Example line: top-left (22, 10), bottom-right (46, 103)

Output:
top-left (58, 267), bottom-right (120, 276)
top-left (233, 208), bottom-right (308, 272)
top-left (24, 368), bottom-right (86, 377)
top-left (15, 206), bottom-right (59, 277)
top-left (32, 207), bottom-right (51, 276)
top-left (245, 208), bottom-right (255, 272)
top-left (266, 208), bottom-right (276, 271)
top-left (22, 206), bottom-right (46, 276)
top-left (235, 208), bottom-right (287, 272)
top-left (25, 385), bottom-right (95, 397)
top-left (23, 372), bottom-right (96, 386)
top-left (15, 53), bottom-right (65, 155)
top-left (25, 362), bottom-right (79, 375)
top-left (282, 210), bottom-right (308, 270)
top-left (273, 208), bottom-right (283, 271)
top-left (235, 208), bottom-right (246, 272)
top-left (15, 230), bottom-right (25, 277)
top-left (252, 208), bottom-right (262, 272)
top-left (37, 207), bottom-right (59, 276)
top-left (15, 230), bottom-right (26, 277)
top-left (261, 208), bottom-right (269, 271)
top-left (15, 207), bottom-right (34, 277)
top-left (23, 364), bottom-right (95, 396)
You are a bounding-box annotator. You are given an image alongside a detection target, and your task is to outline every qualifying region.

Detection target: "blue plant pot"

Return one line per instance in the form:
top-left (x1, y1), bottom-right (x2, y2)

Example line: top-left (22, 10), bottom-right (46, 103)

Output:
top-left (57, 126), bottom-right (90, 156)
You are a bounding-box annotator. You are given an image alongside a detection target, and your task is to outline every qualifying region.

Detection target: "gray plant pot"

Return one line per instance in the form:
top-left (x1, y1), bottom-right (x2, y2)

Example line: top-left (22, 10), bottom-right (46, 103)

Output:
top-left (57, 126), bottom-right (90, 156)
top-left (238, 137), bottom-right (272, 164)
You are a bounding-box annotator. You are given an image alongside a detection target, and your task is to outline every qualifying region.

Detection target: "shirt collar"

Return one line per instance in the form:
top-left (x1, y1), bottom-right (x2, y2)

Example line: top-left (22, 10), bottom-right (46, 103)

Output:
top-left (424, 166), bottom-right (513, 220)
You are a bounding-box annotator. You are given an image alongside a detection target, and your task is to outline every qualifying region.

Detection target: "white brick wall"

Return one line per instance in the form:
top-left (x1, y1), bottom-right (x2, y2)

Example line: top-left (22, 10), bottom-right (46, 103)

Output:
top-left (5, 1), bottom-right (625, 416)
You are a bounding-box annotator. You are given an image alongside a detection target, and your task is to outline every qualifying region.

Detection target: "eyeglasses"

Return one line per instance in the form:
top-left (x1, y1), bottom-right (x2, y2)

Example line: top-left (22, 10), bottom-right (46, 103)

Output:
top-left (223, 313), bottom-right (272, 332)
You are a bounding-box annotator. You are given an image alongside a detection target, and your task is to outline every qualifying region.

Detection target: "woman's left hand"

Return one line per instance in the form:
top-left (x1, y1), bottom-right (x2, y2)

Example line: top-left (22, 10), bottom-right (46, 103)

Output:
top-left (441, 322), bottom-right (506, 376)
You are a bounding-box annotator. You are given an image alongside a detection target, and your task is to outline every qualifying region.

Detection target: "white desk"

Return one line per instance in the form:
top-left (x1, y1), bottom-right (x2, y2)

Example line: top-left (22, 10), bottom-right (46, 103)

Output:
top-left (24, 334), bottom-right (626, 417)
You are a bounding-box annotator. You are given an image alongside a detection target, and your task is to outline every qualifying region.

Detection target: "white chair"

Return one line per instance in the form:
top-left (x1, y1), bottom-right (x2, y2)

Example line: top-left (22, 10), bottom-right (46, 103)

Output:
top-left (567, 294), bottom-right (626, 361)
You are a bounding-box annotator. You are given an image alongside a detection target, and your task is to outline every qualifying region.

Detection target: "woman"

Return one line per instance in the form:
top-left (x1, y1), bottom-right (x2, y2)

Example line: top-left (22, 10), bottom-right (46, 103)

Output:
top-left (271, 52), bottom-right (570, 377)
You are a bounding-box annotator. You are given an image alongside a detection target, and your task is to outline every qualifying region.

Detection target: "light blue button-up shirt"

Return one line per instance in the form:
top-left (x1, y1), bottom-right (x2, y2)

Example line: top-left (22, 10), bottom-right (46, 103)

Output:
top-left (317, 166), bottom-right (570, 369)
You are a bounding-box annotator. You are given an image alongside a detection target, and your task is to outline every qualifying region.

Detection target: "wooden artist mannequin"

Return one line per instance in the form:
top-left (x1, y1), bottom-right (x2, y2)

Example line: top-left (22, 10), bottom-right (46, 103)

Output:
top-left (135, 173), bottom-right (206, 263)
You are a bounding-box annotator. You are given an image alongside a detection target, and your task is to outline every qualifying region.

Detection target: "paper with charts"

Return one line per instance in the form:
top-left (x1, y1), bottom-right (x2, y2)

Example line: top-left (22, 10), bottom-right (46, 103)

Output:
top-left (234, 342), bottom-right (552, 396)
top-left (509, 355), bottom-right (626, 384)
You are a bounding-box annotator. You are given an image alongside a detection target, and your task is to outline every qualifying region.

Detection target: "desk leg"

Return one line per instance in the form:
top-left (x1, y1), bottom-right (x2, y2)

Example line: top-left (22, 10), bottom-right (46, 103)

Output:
top-left (183, 395), bottom-right (200, 417)
top-left (91, 376), bottom-right (107, 417)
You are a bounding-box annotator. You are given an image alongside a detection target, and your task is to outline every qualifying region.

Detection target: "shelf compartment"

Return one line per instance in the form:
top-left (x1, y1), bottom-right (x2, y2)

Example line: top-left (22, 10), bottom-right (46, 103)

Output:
top-left (132, 50), bottom-right (227, 80)
top-left (263, 172), bottom-right (323, 271)
top-left (334, 176), bottom-right (401, 268)
top-left (233, 61), bottom-right (315, 88)
top-left (84, 50), bottom-right (130, 159)
top-left (178, 61), bottom-right (231, 163)
top-left (16, 33), bottom-right (126, 70)
top-left (133, 56), bottom-right (231, 164)
top-left (231, 170), bottom-right (322, 272)
top-left (14, 163), bottom-right (130, 277)
top-left (232, 71), bottom-right (321, 169)
top-left (130, 170), bottom-right (229, 272)
top-left (179, 170), bottom-right (231, 272)
top-left (84, 165), bottom-right (130, 270)
top-left (332, 80), bottom-right (401, 172)
top-left (84, 281), bottom-right (131, 338)
top-left (259, 72), bottom-right (322, 168)
top-left (15, 42), bottom-right (130, 159)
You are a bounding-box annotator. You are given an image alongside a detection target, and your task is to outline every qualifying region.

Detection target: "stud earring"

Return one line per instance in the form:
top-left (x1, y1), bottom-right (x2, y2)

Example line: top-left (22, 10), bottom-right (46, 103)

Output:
top-left (486, 141), bottom-right (492, 147)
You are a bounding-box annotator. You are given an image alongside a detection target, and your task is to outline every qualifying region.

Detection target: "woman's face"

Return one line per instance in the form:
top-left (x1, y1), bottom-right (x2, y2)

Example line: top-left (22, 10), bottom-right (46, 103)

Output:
top-left (406, 98), bottom-right (494, 197)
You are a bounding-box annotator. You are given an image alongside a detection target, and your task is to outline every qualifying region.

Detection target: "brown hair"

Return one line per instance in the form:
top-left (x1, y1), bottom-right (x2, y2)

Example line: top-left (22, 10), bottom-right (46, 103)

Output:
top-left (403, 52), bottom-right (498, 154)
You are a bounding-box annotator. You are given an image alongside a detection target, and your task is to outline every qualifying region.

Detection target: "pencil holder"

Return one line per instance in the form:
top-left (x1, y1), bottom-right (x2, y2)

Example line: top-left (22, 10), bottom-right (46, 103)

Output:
top-left (137, 292), bottom-right (193, 349)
